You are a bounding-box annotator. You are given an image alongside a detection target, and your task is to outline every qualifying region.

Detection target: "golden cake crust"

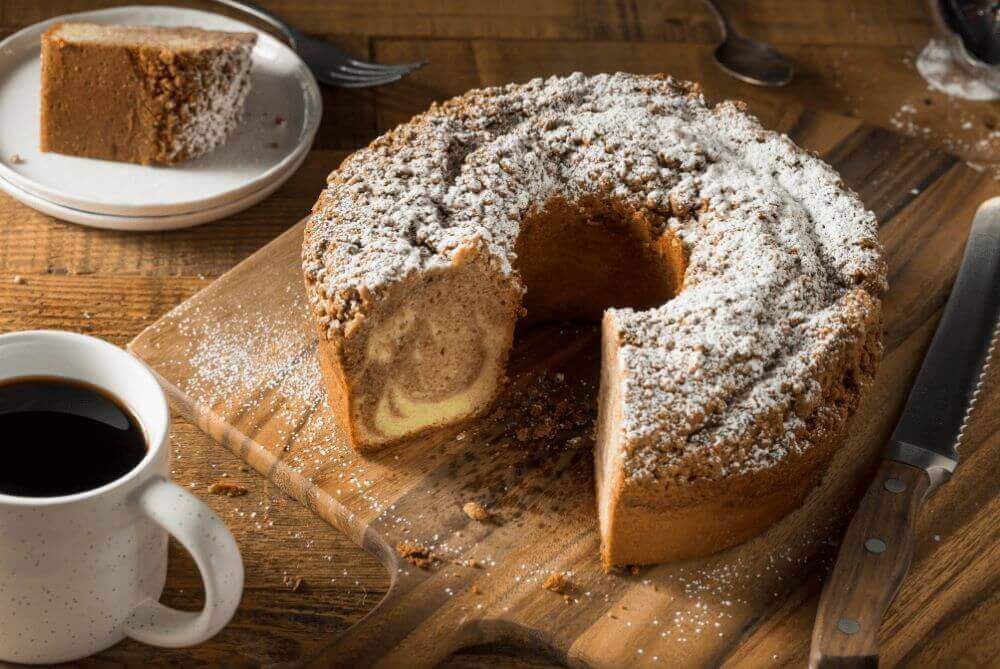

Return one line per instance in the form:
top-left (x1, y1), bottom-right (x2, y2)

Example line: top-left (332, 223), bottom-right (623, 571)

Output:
top-left (303, 72), bottom-right (887, 566)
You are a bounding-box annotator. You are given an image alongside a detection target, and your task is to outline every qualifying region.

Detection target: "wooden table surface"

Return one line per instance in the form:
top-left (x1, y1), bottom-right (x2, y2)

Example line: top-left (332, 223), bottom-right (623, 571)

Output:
top-left (0, 1), bottom-right (996, 667)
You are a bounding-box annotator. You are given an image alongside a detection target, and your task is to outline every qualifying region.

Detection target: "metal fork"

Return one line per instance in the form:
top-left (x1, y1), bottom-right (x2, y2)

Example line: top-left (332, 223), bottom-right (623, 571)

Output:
top-left (209, 0), bottom-right (427, 87)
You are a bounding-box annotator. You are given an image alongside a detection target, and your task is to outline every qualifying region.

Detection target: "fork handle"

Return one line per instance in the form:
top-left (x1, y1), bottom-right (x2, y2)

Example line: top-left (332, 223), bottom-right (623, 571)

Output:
top-left (208, 0), bottom-right (301, 45)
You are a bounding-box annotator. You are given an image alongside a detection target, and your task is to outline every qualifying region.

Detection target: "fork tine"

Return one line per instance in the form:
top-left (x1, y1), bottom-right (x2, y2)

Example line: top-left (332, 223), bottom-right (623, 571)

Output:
top-left (324, 69), bottom-right (405, 84)
top-left (335, 62), bottom-right (420, 77)
top-left (321, 70), bottom-right (407, 88)
top-left (331, 76), bottom-right (404, 89)
top-left (322, 62), bottom-right (422, 83)
top-left (345, 58), bottom-right (428, 73)
top-left (291, 30), bottom-right (426, 87)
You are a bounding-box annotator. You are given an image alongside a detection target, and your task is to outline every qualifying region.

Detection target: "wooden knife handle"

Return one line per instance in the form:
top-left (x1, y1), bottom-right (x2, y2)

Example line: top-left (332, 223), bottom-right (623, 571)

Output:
top-left (809, 459), bottom-right (931, 668)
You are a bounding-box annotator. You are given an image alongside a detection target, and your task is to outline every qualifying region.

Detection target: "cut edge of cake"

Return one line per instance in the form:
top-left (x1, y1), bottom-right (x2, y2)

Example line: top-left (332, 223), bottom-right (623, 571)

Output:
top-left (308, 234), bottom-right (521, 453)
top-left (595, 292), bottom-right (884, 569)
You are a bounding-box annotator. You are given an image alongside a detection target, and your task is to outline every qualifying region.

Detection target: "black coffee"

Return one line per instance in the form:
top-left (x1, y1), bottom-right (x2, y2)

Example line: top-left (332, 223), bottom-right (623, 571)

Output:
top-left (0, 377), bottom-right (147, 497)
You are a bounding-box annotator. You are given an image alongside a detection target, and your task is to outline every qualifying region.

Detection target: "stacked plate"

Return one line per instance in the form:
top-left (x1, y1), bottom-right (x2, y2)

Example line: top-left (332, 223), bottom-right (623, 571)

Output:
top-left (0, 6), bottom-right (322, 231)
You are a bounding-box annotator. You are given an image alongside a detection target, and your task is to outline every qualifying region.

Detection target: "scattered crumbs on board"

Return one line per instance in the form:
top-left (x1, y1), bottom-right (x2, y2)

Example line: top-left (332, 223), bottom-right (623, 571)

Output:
top-left (543, 571), bottom-right (569, 594)
top-left (208, 480), bottom-right (248, 497)
top-left (825, 42), bottom-right (999, 180)
top-left (462, 501), bottom-right (490, 522)
top-left (152, 280), bottom-right (850, 653)
top-left (397, 542), bottom-right (436, 570)
top-left (892, 42), bottom-right (1000, 179)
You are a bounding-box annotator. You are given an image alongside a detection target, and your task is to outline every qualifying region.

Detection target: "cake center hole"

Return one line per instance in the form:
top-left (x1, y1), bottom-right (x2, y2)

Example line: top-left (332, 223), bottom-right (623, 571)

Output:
top-left (513, 196), bottom-right (686, 326)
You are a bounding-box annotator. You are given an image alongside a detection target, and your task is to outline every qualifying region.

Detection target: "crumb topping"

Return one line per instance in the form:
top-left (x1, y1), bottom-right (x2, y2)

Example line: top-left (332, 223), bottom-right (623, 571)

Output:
top-left (543, 572), bottom-right (570, 594)
top-left (136, 35), bottom-right (254, 162)
top-left (303, 72), bottom-right (886, 482)
top-left (397, 541), bottom-right (437, 569)
top-left (462, 501), bottom-right (490, 522)
top-left (207, 480), bottom-right (249, 497)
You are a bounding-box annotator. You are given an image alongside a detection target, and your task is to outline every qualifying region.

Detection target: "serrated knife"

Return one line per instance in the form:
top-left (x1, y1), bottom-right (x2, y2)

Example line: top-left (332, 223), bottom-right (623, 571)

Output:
top-left (810, 197), bottom-right (1000, 668)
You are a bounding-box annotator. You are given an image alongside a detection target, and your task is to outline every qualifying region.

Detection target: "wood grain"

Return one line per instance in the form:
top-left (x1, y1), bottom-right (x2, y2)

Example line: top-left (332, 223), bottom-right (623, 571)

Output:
top-left (0, 1), bottom-right (933, 45)
top-left (0, 1), bottom-right (997, 666)
top-left (129, 107), bottom-right (1000, 668)
top-left (371, 39), bottom-right (1000, 172)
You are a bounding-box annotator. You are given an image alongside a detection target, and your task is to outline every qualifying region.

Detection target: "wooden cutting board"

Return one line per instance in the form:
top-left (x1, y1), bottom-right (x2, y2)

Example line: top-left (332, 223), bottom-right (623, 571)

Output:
top-left (130, 106), bottom-right (998, 669)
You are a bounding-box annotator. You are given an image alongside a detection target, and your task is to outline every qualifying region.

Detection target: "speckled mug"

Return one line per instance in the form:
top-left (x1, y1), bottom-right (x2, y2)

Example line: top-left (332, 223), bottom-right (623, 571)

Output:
top-left (0, 331), bottom-right (244, 664)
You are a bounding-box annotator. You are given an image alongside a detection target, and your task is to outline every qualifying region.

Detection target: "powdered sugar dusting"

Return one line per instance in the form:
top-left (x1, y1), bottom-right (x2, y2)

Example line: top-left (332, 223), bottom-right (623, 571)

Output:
top-left (303, 72), bottom-right (886, 483)
top-left (164, 39), bottom-right (255, 162)
top-left (916, 38), bottom-right (1000, 101)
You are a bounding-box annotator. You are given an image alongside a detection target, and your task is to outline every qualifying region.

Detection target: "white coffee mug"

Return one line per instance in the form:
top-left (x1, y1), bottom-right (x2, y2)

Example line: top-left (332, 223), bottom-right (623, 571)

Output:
top-left (0, 330), bottom-right (244, 664)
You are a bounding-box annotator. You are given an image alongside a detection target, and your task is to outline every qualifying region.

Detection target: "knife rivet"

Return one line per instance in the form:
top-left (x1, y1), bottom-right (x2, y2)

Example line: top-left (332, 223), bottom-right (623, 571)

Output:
top-left (837, 618), bottom-right (861, 635)
top-left (864, 538), bottom-right (887, 554)
top-left (884, 478), bottom-right (905, 493)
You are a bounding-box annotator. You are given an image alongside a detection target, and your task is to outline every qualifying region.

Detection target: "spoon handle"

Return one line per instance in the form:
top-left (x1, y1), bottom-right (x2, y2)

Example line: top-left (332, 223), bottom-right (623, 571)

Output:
top-left (700, 0), bottom-right (731, 41)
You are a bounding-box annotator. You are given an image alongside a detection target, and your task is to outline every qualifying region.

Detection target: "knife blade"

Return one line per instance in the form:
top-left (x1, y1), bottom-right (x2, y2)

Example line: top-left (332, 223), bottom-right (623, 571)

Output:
top-left (887, 196), bottom-right (1000, 484)
top-left (810, 197), bottom-right (1000, 668)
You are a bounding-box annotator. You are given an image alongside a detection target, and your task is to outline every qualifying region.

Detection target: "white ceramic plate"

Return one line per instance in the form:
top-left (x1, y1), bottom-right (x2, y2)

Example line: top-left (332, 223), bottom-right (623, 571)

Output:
top-left (0, 5), bottom-right (321, 221)
top-left (0, 145), bottom-right (307, 231)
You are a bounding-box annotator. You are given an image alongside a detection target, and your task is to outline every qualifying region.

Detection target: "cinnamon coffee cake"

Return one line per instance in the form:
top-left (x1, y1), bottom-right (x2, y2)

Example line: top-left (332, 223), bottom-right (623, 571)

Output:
top-left (303, 73), bottom-right (886, 567)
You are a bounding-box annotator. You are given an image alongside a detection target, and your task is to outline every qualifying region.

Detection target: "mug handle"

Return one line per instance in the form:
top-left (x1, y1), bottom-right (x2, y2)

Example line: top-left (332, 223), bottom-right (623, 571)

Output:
top-left (123, 476), bottom-right (244, 648)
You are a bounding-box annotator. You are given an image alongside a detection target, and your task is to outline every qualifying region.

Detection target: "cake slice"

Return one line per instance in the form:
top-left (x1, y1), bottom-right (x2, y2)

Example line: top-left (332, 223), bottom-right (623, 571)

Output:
top-left (40, 23), bottom-right (256, 165)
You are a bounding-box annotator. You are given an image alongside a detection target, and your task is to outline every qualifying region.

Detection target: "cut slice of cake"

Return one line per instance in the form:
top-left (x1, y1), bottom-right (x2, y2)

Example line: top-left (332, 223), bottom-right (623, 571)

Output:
top-left (40, 23), bottom-right (256, 165)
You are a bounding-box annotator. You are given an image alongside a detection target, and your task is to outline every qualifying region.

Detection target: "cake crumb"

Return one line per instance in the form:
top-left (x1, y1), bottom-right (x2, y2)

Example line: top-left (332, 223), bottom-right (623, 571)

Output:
top-left (282, 575), bottom-right (304, 592)
top-left (462, 501), bottom-right (490, 522)
top-left (470, 585), bottom-right (481, 595)
top-left (9, 153), bottom-right (23, 164)
top-left (543, 572), bottom-right (570, 594)
top-left (628, 565), bottom-right (641, 576)
top-left (397, 542), bottom-right (436, 570)
top-left (11, 275), bottom-right (25, 285)
top-left (460, 559), bottom-right (482, 569)
top-left (207, 481), bottom-right (248, 497)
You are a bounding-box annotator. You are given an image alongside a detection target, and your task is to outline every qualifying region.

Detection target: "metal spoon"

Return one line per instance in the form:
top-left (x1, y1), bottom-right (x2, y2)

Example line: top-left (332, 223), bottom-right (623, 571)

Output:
top-left (702, 0), bottom-right (794, 87)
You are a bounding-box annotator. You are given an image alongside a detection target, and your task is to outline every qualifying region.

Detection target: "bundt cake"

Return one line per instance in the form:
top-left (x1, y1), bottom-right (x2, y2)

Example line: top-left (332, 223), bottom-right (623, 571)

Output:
top-left (302, 73), bottom-right (886, 568)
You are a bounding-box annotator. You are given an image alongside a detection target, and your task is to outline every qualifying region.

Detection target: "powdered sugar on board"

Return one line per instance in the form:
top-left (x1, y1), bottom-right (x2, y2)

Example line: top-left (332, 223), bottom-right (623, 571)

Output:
top-left (916, 38), bottom-right (1000, 102)
top-left (140, 280), bottom-right (406, 530)
top-left (141, 276), bottom-right (837, 614)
